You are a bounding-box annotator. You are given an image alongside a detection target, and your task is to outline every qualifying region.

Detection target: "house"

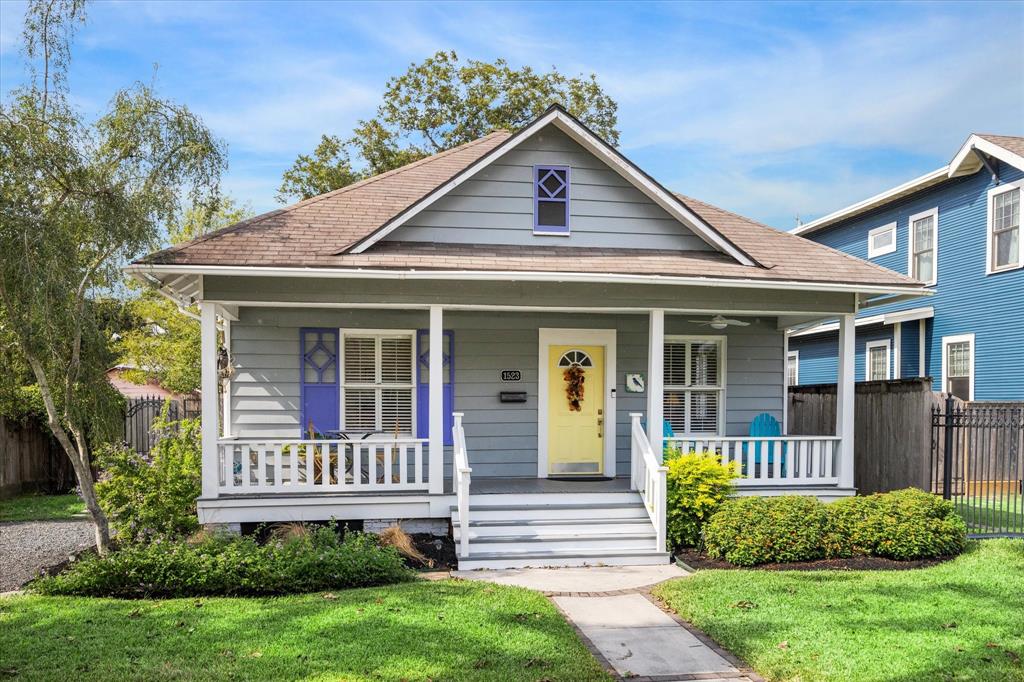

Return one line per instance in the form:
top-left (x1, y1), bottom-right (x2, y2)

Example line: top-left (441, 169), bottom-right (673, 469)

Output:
top-left (788, 134), bottom-right (1024, 401)
top-left (127, 105), bottom-right (926, 569)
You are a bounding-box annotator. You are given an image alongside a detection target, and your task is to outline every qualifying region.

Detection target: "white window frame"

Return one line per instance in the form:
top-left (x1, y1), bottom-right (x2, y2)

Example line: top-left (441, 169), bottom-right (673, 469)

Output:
top-left (907, 207), bottom-right (938, 286)
top-left (941, 333), bottom-right (975, 401)
top-left (664, 335), bottom-right (727, 435)
top-left (786, 350), bottom-right (799, 386)
top-left (867, 221), bottom-right (897, 258)
top-left (339, 329), bottom-right (417, 435)
top-left (986, 179), bottom-right (1023, 275)
top-left (865, 339), bottom-right (891, 381)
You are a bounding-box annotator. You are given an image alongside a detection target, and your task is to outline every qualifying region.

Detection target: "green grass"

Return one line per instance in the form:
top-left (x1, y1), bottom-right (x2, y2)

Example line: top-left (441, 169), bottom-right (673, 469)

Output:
top-left (954, 496), bottom-right (1024, 535)
top-left (0, 579), bottom-right (610, 681)
top-left (653, 540), bottom-right (1024, 682)
top-left (0, 493), bottom-right (85, 522)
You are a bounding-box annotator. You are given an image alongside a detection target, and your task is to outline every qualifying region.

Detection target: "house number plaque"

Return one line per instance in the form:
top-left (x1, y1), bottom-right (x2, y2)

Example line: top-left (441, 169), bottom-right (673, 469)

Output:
top-left (500, 370), bottom-right (522, 382)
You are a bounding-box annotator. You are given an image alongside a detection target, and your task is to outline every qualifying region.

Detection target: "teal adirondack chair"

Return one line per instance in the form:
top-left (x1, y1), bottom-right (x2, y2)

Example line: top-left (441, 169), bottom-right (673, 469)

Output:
top-left (744, 413), bottom-right (786, 476)
top-left (640, 418), bottom-right (677, 458)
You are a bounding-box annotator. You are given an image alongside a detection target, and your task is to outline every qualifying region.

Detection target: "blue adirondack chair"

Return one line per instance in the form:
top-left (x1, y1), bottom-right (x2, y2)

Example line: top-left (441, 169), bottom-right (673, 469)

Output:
top-left (744, 413), bottom-right (786, 476)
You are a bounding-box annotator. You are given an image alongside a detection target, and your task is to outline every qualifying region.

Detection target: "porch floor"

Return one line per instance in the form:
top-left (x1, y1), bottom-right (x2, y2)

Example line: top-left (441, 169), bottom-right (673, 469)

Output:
top-left (467, 476), bottom-right (632, 495)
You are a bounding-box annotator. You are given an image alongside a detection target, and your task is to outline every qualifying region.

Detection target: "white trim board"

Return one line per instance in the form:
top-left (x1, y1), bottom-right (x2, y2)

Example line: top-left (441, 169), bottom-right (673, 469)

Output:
top-left (536, 327), bottom-right (617, 479)
top-left (789, 306), bottom-right (934, 338)
top-left (127, 263), bottom-right (929, 298)
top-left (986, 179), bottom-right (1024, 275)
top-left (347, 106), bottom-right (757, 267)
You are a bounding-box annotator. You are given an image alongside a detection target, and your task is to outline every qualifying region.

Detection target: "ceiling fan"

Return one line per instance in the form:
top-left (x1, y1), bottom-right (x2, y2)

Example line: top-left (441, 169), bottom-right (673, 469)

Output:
top-left (687, 314), bottom-right (750, 330)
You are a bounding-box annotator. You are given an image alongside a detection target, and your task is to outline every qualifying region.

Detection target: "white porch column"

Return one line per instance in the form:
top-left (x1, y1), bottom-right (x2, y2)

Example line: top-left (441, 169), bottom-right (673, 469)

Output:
top-left (647, 309), bottom-right (665, 462)
top-left (893, 321), bottom-right (902, 380)
top-left (836, 313), bottom-right (856, 489)
top-left (200, 302), bottom-right (219, 498)
top-left (428, 305), bottom-right (444, 494)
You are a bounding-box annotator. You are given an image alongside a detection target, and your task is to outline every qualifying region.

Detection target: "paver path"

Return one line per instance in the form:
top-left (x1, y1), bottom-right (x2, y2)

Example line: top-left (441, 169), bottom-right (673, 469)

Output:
top-left (454, 564), bottom-right (757, 681)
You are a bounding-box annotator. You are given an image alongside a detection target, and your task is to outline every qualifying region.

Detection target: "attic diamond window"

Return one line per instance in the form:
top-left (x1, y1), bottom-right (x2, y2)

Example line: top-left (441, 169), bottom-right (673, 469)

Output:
top-left (534, 165), bottom-right (570, 234)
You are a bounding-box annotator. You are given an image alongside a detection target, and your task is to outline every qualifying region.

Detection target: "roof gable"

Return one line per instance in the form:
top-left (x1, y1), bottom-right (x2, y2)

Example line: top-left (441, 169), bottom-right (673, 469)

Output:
top-left (346, 105), bottom-right (758, 266)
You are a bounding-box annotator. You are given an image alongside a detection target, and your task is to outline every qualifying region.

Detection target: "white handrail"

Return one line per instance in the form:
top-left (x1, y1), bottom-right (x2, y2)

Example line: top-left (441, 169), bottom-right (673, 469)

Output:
top-left (630, 413), bottom-right (667, 553)
top-left (452, 412), bottom-right (472, 558)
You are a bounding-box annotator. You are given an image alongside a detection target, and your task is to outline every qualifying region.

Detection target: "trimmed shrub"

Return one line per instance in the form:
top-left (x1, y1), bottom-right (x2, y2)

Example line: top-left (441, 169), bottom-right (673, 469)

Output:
top-left (703, 496), bottom-right (830, 566)
top-left (826, 488), bottom-right (967, 560)
top-left (95, 414), bottom-right (201, 544)
top-left (33, 526), bottom-right (413, 598)
top-left (665, 450), bottom-right (738, 549)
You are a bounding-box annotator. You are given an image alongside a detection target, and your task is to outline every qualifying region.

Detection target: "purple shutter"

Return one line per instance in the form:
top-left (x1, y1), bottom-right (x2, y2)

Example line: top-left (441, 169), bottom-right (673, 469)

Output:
top-left (300, 328), bottom-right (339, 436)
top-left (416, 330), bottom-right (454, 446)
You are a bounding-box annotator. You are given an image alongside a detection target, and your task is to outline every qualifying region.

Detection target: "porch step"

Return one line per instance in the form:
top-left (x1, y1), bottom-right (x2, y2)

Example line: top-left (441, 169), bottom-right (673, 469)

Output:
top-left (455, 549), bottom-right (672, 571)
top-left (450, 491), bottom-right (668, 569)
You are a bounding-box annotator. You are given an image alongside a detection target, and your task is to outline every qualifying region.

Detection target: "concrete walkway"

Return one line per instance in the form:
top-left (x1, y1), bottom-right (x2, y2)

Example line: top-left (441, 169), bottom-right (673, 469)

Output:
top-left (452, 564), bottom-right (757, 681)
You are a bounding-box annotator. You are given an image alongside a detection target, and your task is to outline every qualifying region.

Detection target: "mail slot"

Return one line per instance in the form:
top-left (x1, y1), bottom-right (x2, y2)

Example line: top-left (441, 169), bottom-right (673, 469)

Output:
top-left (499, 391), bottom-right (527, 403)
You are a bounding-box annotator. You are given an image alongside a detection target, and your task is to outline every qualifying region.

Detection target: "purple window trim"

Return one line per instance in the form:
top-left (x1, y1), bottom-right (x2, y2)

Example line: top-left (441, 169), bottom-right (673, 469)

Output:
top-left (299, 328), bottom-right (339, 437)
top-left (533, 165), bottom-right (570, 235)
top-left (416, 329), bottom-right (454, 446)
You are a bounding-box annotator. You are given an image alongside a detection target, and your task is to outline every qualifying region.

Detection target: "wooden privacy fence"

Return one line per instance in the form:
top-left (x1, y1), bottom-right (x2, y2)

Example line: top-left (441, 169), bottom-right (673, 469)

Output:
top-left (0, 416), bottom-right (75, 499)
top-left (788, 378), bottom-right (940, 495)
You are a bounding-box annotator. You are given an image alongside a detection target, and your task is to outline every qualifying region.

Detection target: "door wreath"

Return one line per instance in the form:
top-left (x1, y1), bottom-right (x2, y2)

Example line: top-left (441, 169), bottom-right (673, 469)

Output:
top-left (564, 365), bottom-right (586, 411)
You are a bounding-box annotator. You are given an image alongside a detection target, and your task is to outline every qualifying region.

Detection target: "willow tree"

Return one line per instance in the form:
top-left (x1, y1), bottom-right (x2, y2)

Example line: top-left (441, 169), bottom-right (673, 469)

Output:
top-left (0, 0), bottom-right (226, 553)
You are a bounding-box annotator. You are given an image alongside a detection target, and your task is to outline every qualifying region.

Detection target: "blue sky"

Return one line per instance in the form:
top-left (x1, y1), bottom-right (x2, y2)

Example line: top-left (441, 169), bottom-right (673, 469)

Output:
top-left (2, 0), bottom-right (1022, 230)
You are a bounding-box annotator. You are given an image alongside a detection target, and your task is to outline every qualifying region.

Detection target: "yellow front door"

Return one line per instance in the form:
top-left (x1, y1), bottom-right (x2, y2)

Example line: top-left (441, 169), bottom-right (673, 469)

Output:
top-left (548, 344), bottom-right (604, 475)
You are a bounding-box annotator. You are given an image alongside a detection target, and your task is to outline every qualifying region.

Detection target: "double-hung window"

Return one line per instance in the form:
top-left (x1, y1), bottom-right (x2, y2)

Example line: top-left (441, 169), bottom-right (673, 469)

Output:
top-left (942, 334), bottom-right (974, 401)
top-left (865, 340), bottom-right (891, 381)
top-left (786, 350), bottom-right (799, 386)
top-left (908, 208), bottom-right (938, 285)
top-left (664, 336), bottom-right (725, 435)
top-left (534, 165), bottom-right (570, 235)
top-left (341, 331), bottom-right (415, 434)
top-left (988, 181), bottom-right (1022, 273)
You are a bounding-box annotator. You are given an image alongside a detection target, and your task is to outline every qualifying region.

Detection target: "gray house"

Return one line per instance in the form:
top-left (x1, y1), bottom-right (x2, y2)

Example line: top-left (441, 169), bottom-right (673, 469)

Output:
top-left (128, 106), bottom-right (927, 569)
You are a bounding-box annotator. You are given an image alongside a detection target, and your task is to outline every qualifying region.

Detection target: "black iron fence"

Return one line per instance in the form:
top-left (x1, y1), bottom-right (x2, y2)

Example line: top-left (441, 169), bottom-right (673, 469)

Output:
top-left (931, 396), bottom-right (1024, 537)
top-left (123, 395), bottom-right (201, 458)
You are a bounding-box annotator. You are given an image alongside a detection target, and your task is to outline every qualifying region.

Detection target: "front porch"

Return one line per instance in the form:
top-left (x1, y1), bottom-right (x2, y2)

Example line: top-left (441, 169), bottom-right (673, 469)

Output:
top-left (188, 281), bottom-right (861, 568)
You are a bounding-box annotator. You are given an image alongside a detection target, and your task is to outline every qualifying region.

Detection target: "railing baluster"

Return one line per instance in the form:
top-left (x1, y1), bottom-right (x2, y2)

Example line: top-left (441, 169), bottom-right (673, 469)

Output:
top-left (368, 444), bottom-right (378, 488)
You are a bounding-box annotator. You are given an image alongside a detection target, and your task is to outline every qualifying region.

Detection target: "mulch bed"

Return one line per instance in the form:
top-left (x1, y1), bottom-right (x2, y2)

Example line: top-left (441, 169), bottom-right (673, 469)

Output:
top-left (675, 548), bottom-right (954, 571)
top-left (407, 533), bottom-right (457, 571)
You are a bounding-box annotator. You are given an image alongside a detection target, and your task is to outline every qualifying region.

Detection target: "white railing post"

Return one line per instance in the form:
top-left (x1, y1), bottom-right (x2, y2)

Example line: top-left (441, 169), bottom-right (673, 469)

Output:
top-left (452, 413), bottom-right (472, 558)
top-left (630, 413), bottom-right (643, 490)
top-left (200, 302), bottom-right (219, 499)
top-left (428, 306), bottom-right (444, 494)
top-left (655, 459), bottom-right (667, 552)
top-left (647, 310), bottom-right (665, 462)
top-left (836, 313), bottom-right (856, 489)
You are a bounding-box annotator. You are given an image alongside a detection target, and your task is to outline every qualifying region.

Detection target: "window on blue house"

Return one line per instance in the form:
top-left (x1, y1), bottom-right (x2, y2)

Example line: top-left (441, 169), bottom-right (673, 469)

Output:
top-left (988, 182), bottom-right (1021, 273)
top-left (534, 166), bottom-right (570, 234)
top-left (909, 208), bottom-right (938, 285)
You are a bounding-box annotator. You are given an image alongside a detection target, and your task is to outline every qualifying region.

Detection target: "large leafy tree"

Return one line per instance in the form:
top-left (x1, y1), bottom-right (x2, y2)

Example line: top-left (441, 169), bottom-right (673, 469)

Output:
top-left (277, 50), bottom-right (619, 202)
top-left (0, 0), bottom-right (226, 553)
top-left (118, 197), bottom-right (253, 395)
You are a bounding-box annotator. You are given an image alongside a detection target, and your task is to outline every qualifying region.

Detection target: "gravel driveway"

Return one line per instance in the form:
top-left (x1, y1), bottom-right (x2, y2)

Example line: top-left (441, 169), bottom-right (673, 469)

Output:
top-left (0, 520), bottom-right (95, 592)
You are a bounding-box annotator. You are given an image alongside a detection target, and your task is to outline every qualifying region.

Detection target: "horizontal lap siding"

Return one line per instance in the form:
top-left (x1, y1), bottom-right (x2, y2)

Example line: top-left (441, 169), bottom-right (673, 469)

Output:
top-left (230, 308), bottom-right (785, 478)
top-left (391, 128), bottom-right (713, 251)
top-left (806, 162), bottom-right (1024, 399)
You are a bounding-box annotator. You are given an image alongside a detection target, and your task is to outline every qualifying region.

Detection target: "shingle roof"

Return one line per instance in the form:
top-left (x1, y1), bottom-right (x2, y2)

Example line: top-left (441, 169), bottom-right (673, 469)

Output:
top-left (976, 133), bottom-right (1024, 158)
top-left (138, 127), bottom-right (923, 289)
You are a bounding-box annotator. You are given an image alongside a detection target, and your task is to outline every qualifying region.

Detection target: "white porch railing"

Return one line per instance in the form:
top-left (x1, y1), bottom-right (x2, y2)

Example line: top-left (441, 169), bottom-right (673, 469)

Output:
top-left (629, 414), bottom-right (667, 552)
top-left (665, 436), bottom-right (843, 486)
top-left (217, 437), bottom-right (429, 494)
top-left (452, 412), bottom-right (472, 558)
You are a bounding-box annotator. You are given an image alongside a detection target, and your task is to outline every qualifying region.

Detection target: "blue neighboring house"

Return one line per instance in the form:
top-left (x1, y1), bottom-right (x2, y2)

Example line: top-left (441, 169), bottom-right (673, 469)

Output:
top-left (788, 134), bottom-right (1024, 401)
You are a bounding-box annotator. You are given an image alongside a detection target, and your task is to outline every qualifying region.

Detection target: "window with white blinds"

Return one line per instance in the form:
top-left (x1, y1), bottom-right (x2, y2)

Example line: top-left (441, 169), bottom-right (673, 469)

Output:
top-left (341, 332), bottom-right (415, 434)
top-left (663, 336), bottom-right (725, 435)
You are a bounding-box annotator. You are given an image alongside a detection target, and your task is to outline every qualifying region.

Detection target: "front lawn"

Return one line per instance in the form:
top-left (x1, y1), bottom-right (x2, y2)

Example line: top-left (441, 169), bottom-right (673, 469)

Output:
top-left (0, 493), bottom-right (85, 522)
top-left (654, 540), bottom-right (1023, 681)
top-left (0, 579), bottom-right (610, 681)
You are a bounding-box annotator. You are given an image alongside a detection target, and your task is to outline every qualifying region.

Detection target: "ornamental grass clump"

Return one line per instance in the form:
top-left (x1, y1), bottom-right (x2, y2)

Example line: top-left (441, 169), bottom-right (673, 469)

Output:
top-left (33, 526), bottom-right (413, 598)
top-left (664, 450), bottom-right (739, 549)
